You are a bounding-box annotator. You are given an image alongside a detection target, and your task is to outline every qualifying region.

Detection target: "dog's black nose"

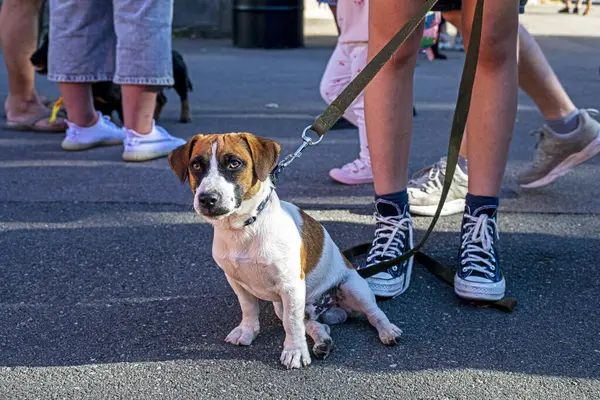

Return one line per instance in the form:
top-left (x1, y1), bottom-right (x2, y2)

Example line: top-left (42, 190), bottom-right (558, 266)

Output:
top-left (198, 192), bottom-right (219, 208)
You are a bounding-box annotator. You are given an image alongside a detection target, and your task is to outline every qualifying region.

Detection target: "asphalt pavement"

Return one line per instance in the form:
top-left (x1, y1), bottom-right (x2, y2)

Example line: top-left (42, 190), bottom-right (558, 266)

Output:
top-left (0, 4), bottom-right (599, 399)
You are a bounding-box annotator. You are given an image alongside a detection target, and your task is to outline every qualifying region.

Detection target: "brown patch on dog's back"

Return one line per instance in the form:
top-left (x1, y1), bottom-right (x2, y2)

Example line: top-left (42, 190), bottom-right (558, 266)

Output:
top-left (299, 210), bottom-right (325, 280)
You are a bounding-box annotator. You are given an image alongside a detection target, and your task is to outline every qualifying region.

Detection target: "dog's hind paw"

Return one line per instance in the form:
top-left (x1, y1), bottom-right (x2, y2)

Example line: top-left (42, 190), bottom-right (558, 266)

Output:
top-left (378, 323), bottom-right (403, 346)
top-left (280, 346), bottom-right (311, 369)
top-left (225, 324), bottom-right (258, 346)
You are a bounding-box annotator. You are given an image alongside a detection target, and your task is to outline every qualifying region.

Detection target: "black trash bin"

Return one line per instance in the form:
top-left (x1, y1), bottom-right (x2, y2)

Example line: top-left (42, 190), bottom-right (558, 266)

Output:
top-left (233, 0), bottom-right (304, 49)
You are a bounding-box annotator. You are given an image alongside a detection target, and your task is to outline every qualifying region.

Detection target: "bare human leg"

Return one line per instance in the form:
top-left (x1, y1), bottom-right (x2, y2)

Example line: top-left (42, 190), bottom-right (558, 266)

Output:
top-left (442, 12), bottom-right (577, 157)
top-left (58, 83), bottom-right (97, 127)
top-left (1, 0), bottom-right (65, 131)
top-left (583, 0), bottom-right (592, 16)
top-left (412, 8), bottom-right (599, 197)
top-left (365, 0), bottom-right (423, 195)
top-left (460, 0), bottom-right (518, 197)
top-left (121, 85), bottom-right (160, 134)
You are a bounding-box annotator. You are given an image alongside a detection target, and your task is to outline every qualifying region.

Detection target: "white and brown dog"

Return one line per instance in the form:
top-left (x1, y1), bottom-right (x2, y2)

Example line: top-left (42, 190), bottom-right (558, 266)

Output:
top-left (168, 132), bottom-right (402, 369)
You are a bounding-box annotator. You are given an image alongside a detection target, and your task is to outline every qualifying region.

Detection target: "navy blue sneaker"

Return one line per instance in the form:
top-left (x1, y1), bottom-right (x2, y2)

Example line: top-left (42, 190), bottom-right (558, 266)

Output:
top-left (363, 199), bottom-right (414, 298)
top-left (454, 205), bottom-right (506, 301)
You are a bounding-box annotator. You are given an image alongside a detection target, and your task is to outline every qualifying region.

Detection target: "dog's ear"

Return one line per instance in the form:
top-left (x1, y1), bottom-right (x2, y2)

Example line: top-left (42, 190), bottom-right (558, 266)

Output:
top-left (240, 133), bottom-right (281, 182)
top-left (168, 135), bottom-right (201, 184)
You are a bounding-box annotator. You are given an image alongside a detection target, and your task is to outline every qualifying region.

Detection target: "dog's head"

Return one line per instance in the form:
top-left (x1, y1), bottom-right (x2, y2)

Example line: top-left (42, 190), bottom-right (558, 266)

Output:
top-left (30, 33), bottom-right (49, 75)
top-left (168, 133), bottom-right (281, 219)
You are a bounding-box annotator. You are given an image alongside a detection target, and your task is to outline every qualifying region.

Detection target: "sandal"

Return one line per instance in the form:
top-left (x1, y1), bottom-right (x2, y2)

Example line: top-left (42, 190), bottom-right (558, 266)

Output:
top-left (3, 98), bottom-right (63, 119)
top-left (5, 110), bottom-right (67, 133)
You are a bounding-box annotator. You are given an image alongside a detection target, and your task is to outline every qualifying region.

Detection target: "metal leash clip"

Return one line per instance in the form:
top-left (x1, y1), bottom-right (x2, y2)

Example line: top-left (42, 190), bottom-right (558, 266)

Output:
top-left (271, 125), bottom-right (323, 182)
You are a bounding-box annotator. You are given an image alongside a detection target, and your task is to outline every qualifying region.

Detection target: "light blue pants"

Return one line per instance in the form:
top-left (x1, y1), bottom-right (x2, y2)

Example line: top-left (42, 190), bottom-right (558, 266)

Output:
top-left (48, 0), bottom-right (174, 86)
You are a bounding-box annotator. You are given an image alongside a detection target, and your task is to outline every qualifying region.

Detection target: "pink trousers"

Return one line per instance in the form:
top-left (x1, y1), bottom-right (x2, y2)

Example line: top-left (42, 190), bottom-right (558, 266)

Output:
top-left (319, 43), bottom-right (370, 163)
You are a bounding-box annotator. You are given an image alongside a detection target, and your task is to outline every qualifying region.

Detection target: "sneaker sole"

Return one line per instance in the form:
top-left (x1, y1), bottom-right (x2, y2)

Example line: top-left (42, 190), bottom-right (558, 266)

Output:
top-left (367, 274), bottom-right (408, 298)
top-left (329, 170), bottom-right (373, 185)
top-left (409, 198), bottom-right (465, 217)
top-left (454, 274), bottom-right (505, 301)
top-left (61, 138), bottom-right (123, 151)
top-left (520, 135), bottom-right (600, 189)
top-left (123, 149), bottom-right (180, 162)
top-left (365, 258), bottom-right (414, 298)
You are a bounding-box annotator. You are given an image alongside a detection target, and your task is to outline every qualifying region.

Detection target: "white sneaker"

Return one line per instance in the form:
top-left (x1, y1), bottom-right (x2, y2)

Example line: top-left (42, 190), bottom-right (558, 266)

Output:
top-left (122, 122), bottom-right (186, 162)
top-left (62, 112), bottom-right (125, 151)
top-left (361, 200), bottom-right (414, 298)
top-left (517, 109), bottom-right (600, 188)
top-left (408, 157), bottom-right (468, 217)
top-left (329, 158), bottom-right (373, 185)
top-left (453, 34), bottom-right (465, 51)
top-left (438, 33), bottom-right (452, 50)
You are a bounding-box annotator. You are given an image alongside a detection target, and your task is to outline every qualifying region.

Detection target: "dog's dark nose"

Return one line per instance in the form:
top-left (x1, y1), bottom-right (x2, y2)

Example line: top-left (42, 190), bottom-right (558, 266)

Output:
top-left (198, 192), bottom-right (219, 208)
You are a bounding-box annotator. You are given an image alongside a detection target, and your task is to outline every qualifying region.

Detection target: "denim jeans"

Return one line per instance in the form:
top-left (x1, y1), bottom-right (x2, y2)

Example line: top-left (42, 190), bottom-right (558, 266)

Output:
top-left (48, 0), bottom-right (174, 86)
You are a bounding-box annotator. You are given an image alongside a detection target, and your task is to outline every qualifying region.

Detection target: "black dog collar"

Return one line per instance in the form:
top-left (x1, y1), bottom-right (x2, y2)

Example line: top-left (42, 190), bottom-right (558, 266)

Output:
top-left (243, 189), bottom-right (273, 227)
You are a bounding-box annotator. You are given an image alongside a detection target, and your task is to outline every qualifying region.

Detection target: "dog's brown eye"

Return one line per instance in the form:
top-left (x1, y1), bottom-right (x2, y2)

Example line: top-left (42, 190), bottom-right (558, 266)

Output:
top-left (229, 160), bottom-right (242, 169)
top-left (191, 162), bottom-right (202, 171)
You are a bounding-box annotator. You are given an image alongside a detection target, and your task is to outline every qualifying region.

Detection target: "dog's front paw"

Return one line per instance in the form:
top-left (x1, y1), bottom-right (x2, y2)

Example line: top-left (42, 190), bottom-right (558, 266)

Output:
top-left (225, 324), bottom-right (258, 346)
top-left (280, 345), bottom-right (311, 369)
top-left (378, 323), bottom-right (403, 346)
top-left (312, 337), bottom-right (334, 360)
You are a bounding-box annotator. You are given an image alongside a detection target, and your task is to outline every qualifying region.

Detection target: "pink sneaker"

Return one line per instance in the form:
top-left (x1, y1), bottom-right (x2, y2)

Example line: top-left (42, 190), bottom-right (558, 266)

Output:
top-left (329, 159), bottom-right (373, 185)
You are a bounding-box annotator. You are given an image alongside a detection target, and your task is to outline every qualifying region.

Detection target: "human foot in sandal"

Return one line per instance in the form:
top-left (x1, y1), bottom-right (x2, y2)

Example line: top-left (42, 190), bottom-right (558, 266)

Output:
top-left (3, 94), bottom-right (56, 118)
top-left (4, 97), bottom-right (66, 132)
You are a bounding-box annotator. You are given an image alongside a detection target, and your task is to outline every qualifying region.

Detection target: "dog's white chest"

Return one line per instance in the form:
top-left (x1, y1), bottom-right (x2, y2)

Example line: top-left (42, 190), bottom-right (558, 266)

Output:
top-left (213, 220), bottom-right (299, 302)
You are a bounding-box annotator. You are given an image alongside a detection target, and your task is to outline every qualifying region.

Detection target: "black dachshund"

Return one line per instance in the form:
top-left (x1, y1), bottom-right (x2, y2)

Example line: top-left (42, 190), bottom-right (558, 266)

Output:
top-left (31, 33), bottom-right (193, 123)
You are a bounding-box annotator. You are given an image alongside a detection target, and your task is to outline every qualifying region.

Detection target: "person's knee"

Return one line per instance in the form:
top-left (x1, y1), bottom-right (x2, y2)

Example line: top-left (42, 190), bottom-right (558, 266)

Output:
top-left (2, 0), bottom-right (44, 14)
top-left (372, 34), bottom-right (421, 71)
top-left (369, 18), bottom-right (421, 69)
top-left (466, 22), bottom-right (517, 69)
top-left (442, 10), bottom-right (462, 28)
top-left (388, 37), bottom-right (421, 69)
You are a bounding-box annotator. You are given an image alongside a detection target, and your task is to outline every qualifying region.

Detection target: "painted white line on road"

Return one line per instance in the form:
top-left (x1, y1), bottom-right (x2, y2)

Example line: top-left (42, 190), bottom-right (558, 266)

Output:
top-left (0, 295), bottom-right (205, 310)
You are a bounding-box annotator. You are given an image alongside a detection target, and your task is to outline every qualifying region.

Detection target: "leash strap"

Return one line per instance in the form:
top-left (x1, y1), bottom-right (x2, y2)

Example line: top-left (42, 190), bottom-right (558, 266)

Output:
top-left (275, 0), bottom-right (517, 311)
top-left (348, 0), bottom-right (485, 279)
top-left (413, 252), bottom-right (518, 312)
top-left (275, 0), bottom-right (482, 276)
top-left (311, 0), bottom-right (440, 137)
top-left (341, 244), bottom-right (517, 313)
top-left (270, 0), bottom-right (440, 185)
top-left (337, 0), bottom-right (517, 312)
top-left (49, 97), bottom-right (64, 124)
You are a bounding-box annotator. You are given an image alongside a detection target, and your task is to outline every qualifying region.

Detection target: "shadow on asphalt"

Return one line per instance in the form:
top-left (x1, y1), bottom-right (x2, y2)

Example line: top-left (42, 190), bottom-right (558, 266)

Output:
top-left (1, 219), bottom-right (598, 379)
top-left (1, 32), bottom-right (599, 379)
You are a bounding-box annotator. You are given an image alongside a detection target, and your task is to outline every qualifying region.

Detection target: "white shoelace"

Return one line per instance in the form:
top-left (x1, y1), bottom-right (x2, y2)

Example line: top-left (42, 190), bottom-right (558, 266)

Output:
top-left (460, 213), bottom-right (499, 278)
top-left (367, 213), bottom-right (412, 266)
top-left (409, 161), bottom-right (445, 193)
